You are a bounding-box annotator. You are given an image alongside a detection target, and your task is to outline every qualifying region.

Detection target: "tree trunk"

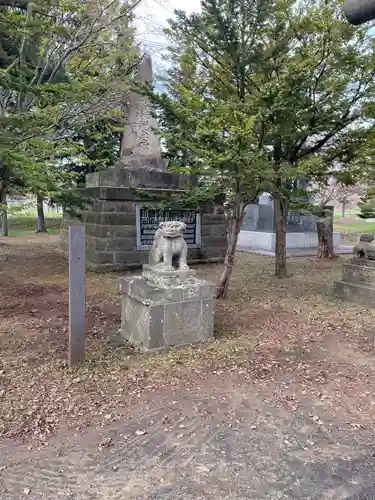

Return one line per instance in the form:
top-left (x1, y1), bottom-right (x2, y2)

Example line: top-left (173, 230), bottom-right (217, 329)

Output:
top-left (217, 216), bottom-right (242, 299)
top-left (36, 194), bottom-right (47, 233)
top-left (0, 184), bottom-right (8, 237)
top-left (316, 217), bottom-right (336, 259)
top-left (341, 202), bottom-right (346, 218)
top-left (274, 197), bottom-right (287, 278)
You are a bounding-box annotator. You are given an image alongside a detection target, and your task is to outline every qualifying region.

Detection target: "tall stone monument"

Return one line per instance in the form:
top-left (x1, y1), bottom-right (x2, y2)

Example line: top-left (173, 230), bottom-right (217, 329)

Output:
top-left (60, 54), bottom-right (227, 270)
top-left (119, 54), bottom-right (162, 161)
top-left (119, 220), bottom-right (215, 350)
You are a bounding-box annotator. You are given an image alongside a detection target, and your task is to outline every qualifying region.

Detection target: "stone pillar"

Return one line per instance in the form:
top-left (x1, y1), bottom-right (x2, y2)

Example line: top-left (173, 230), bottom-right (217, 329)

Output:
top-left (120, 54), bottom-right (162, 161)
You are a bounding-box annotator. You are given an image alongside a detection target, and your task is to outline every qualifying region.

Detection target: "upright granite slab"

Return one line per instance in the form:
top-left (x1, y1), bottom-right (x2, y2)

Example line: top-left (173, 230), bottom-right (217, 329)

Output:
top-left (238, 195), bottom-right (351, 256)
top-left (119, 220), bottom-right (215, 350)
top-left (59, 54), bottom-right (227, 270)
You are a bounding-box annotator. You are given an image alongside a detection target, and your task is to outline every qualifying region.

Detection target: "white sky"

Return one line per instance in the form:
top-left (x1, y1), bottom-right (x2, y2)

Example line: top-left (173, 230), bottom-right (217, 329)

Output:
top-left (134, 0), bottom-right (201, 64)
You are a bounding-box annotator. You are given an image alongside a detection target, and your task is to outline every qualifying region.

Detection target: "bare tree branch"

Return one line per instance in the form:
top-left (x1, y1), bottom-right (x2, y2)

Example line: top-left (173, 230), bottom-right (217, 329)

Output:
top-left (46, 0), bottom-right (142, 84)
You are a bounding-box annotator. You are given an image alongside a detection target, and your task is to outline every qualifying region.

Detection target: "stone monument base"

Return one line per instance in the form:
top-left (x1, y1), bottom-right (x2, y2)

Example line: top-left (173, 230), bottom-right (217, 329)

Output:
top-left (238, 230), bottom-right (352, 256)
top-left (334, 258), bottom-right (375, 306)
top-left (119, 272), bottom-right (215, 350)
top-left (59, 167), bottom-right (227, 271)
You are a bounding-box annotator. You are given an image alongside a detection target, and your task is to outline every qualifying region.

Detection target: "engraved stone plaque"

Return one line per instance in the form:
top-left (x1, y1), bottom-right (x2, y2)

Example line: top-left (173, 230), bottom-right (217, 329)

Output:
top-left (136, 205), bottom-right (201, 250)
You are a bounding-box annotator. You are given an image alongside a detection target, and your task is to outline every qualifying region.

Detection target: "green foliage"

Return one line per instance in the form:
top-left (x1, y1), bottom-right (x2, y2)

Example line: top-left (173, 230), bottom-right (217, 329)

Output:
top-left (358, 200), bottom-right (375, 219)
top-left (358, 187), bottom-right (375, 219)
top-left (51, 188), bottom-right (93, 220)
top-left (158, 0), bottom-right (375, 194)
top-left (152, 2), bottom-right (272, 216)
top-left (155, 0), bottom-right (375, 275)
top-left (63, 117), bottom-right (122, 187)
top-left (0, 0), bottom-right (140, 210)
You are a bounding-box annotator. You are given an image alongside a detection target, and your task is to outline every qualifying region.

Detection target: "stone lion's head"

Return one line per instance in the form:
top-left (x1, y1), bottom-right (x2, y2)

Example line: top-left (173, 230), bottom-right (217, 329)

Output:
top-left (159, 220), bottom-right (186, 238)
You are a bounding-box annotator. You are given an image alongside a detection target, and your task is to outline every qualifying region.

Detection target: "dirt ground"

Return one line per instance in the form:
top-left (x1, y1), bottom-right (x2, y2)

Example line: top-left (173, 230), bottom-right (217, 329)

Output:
top-left (1, 234), bottom-right (375, 499)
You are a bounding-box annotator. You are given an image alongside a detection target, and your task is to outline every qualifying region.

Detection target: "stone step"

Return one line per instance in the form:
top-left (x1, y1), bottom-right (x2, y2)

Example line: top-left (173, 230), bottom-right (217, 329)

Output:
top-left (342, 261), bottom-right (375, 286)
top-left (334, 279), bottom-right (375, 307)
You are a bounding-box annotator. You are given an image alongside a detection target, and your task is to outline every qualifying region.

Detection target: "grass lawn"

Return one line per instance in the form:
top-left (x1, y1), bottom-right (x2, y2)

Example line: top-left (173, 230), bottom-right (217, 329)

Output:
top-left (1, 234), bottom-right (375, 445)
top-left (4, 215), bottom-right (62, 237)
top-left (333, 217), bottom-right (375, 244)
top-left (334, 218), bottom-right (375, 233)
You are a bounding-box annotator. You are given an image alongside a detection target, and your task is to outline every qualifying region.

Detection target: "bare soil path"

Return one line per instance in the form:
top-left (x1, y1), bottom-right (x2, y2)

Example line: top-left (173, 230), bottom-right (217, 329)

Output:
top-left (2, 368), bottom-right (375, 500)
top-left (1, 235), bottom-right (375, 499)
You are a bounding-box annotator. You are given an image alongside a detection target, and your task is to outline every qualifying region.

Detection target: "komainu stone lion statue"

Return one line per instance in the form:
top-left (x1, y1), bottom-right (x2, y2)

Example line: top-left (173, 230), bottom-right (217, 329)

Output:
top-left (353, 234), bottom-right (375, 260)
top-left (149, 221), bottom-right (188, 270)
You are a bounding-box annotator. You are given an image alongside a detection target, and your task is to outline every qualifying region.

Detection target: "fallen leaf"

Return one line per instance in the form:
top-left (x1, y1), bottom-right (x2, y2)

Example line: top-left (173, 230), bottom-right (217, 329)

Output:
top-left (196, 465), bottom-right (210, 473)
top-left (135, 429), bottom-right (147, 436)
top-left (98, 437), bottom-right (113, 449)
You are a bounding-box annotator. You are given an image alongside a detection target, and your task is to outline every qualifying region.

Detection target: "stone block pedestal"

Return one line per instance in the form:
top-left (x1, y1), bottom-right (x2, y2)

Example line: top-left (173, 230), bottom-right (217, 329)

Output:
top-left (334, 258), bottom-right (375, 307)
top-left (59, 172), bottom-right (227, 271)
top-left (119, 275), bottom-right (215, 350)
top-left (238, 230), bottom-right (352, 256)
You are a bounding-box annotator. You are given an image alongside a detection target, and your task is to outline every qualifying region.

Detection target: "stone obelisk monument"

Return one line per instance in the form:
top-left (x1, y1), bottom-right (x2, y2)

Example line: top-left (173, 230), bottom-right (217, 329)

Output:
top-left (119, 54), bottom-right (162, 163)
top-left (60, 54), bottom-right (227, 271)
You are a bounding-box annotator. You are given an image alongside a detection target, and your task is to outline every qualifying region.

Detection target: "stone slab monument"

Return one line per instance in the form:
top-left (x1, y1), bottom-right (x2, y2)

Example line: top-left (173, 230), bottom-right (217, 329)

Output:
top-left (59, 54), bottom-right (227, 270)
top-left (238, 193), bottom-right (351, 256)
top-left (334, 234), bottom-right (375, 306)
top-left (119, 220), bottom-right (215, 350)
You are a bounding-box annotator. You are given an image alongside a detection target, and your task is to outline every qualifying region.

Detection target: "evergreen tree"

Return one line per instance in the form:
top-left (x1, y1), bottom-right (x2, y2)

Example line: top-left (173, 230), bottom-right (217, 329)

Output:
top-left (358, 187), bottom-right (375, 219)
top-left (154, 0), bottom-right (375, 288)
top-left (0, 0), bottom-right (140, 235)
